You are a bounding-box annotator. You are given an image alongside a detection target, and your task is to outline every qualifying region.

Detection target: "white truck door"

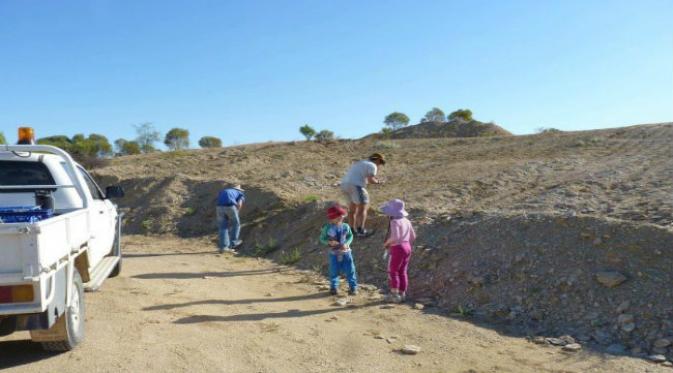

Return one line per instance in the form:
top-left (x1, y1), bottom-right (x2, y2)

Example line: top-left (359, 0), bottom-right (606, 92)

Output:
top-left (77, 168), bottom-right (116, 267)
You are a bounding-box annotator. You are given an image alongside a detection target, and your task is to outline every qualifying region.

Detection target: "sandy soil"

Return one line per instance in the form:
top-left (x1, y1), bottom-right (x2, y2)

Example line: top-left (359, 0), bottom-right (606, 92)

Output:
top-left (0, 235), bottom-right (667, 373)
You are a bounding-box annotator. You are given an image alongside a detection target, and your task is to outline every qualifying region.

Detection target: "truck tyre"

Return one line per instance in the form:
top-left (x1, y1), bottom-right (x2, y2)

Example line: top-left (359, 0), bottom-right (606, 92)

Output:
top-left (109, 229), bottom-right (122, 278)
top-left (41, 271), bottom-right (85, 352)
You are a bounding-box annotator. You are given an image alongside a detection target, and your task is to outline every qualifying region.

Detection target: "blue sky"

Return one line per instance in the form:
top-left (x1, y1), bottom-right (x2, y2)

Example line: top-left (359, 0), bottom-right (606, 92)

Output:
top-left (1, 0), bottom-right (671, 147)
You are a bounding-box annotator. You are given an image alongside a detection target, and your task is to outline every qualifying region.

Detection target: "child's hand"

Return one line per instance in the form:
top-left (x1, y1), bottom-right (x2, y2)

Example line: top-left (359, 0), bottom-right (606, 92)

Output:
top-left (340, 245), bottom-right (349, 252)
top-left (328, 239), bottom-right (339, 247)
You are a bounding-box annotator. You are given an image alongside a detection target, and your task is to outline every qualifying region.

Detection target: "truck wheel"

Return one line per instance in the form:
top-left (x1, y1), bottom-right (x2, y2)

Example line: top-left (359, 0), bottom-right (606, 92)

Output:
top-left (41, 271), bottom-right (85, 352)
top-left (109, 230), bottom-right (122, 278)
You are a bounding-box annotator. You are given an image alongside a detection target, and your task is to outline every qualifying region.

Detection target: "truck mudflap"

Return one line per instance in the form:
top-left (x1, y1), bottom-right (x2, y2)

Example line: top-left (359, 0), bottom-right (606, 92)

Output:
top-left (0, 266), bottom-right (67, 334)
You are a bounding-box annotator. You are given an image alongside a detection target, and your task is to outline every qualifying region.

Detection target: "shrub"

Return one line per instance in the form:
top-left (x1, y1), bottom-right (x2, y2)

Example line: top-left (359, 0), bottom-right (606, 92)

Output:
top-left (164, 128), bottom-right (190, 151)
top-left (0, 132), bottom-right (6, 144)
top-left (134, 122), bottom-right (161, 153)
top-left (254, 238), bottom-right (280, 257)
top-left (198, 136), bottom-right (222, 148)
top-left (303, 195), bottom-right (319, 203)
top-left (120, 141), bottom-right (142, 155)
top-left (536, 127), bottom-right (562, 134)
top-left (449, 109), bottom-right (473, 122)
top-left (423, 107), bottom-right (446, 122)
top-left (280, 247), bottom-right (302, 265)
top-left (299, 124), bottom-right (316, 141)
top-left (141, 218), bottom-right (153, 232)
top-left (383, 112), bottom-right (410, 130)
top-left (315, 130), bottom-right (335, 143)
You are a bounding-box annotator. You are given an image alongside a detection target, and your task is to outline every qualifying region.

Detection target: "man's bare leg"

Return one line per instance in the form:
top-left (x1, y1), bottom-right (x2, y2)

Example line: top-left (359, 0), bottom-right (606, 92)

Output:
top-left (357, 203), bottom-right (369, 232)
top-left (348, 202), bottom-right (357, 229)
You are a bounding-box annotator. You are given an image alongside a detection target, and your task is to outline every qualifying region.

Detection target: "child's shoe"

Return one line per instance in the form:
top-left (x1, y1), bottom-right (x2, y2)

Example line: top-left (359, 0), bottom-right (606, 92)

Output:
top-left (400, 292), bottom-right (406, 302)
top-left (329, 288), bottom-right (338, 296)
top-left (384, 293), bottom-right (402, 303)
top-left (348, 288), bottom-right (358, 296)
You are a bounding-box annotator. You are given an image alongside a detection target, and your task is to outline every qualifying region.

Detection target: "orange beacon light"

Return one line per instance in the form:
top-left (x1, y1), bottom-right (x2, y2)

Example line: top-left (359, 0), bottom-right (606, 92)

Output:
top-left (17, 127), bottom-right (35, 145)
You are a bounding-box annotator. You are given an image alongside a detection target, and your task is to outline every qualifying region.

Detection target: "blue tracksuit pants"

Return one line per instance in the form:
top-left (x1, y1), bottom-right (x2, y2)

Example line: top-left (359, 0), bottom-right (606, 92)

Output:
top-left (328, 251), bottom-right (357, 290)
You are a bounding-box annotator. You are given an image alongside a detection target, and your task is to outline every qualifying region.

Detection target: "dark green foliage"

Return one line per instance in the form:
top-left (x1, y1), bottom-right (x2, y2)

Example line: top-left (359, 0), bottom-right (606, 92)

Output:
top-left (198, 136), bottom-right (222, 148)
top-left (299, 124), bottom-right (316, 141)
top-left (449, 109), bottom-right (473, 122)
top-left (38, 134), bottom-right (112, 159)
top-left (164, 128), bottom-right (190, 151)
top-left (384, 112), bottom-right (410, 130)
top-left (119, 141), bottom-right (142, 155)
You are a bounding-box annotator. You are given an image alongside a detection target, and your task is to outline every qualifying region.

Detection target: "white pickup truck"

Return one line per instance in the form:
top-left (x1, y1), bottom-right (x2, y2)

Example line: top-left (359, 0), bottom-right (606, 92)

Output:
top-left (0, 143), bottom-right (124, 351)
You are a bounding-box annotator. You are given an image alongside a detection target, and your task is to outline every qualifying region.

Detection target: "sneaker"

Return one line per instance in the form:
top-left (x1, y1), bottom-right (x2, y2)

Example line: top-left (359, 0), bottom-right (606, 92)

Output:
top-left (384, 293), bottom-right (402, 303)
top-left (400, 292), bottom-right (406, 302)
top-left (329, 288), bottom-right (338, 296)
top-left (356, 228), bottom-right (371, 237)
top-left (222, 247), bottom-right (237, 253)
top-left (348, 288), bottom-right (358, 296)
top-left (232, 240), bottom-right (243, 248)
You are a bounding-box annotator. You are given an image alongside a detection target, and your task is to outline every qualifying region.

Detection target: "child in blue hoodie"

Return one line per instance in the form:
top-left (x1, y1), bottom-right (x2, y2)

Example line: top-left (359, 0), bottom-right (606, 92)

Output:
top-left (319, 204), bottom-right (357, 296)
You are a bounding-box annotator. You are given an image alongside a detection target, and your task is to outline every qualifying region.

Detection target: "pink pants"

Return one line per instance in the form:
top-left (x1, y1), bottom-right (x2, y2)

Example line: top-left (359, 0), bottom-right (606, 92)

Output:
top-left (388, 243), bottom-right (412, 292)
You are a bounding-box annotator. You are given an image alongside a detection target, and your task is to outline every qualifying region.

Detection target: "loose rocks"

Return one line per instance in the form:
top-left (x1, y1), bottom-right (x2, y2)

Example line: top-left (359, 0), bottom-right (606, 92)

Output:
top-left (654, 338), bottom-right (671, 349)
top-left (595, 271), bottom-right (627, 288)
top-left (563, 343), bottom-right (582, 352)
top-left (401, 345), bottom-right (422, 355)
top-left (648, 354), bottom-right (667, 363)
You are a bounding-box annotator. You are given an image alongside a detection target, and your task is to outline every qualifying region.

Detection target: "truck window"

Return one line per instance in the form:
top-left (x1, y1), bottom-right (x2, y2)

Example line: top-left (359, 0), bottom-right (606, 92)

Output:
top-left (0, 161), bottom-right (55, 186)
top-left (77, 168), bottom-right (104, 200)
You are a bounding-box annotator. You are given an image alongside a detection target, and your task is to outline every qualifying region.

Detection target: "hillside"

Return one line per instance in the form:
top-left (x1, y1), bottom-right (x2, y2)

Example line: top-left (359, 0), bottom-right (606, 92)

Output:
top-left (367, 119), bottom-right (513, 140)
top-left (88, 122), bottom-right (673, 364)
top-left (94, 122), bottom-right (672, 234)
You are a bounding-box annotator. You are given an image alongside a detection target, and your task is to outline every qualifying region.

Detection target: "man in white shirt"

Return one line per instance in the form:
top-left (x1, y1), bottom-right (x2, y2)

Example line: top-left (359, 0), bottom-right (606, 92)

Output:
top-left (340, 153), bottom-right (386, 237)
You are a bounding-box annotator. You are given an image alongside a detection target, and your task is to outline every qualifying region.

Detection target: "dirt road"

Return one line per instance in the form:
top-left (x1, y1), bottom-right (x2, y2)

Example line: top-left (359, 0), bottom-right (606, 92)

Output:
top-left (0, 236), bottom-right (667, 373)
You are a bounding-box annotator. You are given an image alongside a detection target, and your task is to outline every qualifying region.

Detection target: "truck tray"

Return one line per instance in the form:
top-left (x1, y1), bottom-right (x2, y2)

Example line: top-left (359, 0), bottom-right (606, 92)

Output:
top-left (0, 206), bottom-right (54, 223)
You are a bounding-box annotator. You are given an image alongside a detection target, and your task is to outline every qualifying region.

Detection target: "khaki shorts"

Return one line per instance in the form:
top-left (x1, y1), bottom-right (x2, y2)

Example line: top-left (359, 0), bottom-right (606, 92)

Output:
top-left (341, 183), bottom-right (369, 205)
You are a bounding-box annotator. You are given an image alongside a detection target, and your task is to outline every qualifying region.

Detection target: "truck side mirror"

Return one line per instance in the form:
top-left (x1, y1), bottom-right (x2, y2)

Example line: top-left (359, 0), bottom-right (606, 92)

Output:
top-left (105, 185), bottom-right (125, 199)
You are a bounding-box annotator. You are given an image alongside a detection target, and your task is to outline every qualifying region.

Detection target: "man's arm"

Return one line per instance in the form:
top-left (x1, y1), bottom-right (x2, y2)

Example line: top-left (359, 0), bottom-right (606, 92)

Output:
top-left (367, 175), bottom-right (381, 184)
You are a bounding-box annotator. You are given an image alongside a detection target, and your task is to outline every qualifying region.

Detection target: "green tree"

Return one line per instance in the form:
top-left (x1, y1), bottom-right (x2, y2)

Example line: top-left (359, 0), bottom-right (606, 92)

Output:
top-left (87, 134), bottom-right (113, 157)
top-left (0, 132), bottom-right (6, 144)
top-left (198, 136), bottom-right (222, 148)
top-left (314, 129), bottom-right (335, 143)
top-left (37, 135), bottom-right (73, 150)
top-left (299, 124), bottom-right (316, 141)
top-left (121, 141), bottom-right (142, 155)
top-left (383, 112), bottom-right (410, 130)
top-left (69, 134), bottom-right (97, 159)
top-left (114, 138), bottom-right (128, 154)
top-left (134, 122), bottom-right (161, 153)
top-left (423, 107), bottom-right (445, 122)
top-left (448, 109), bottom-right (473, 122)
top-left (164, 128), bottom-right (190, 151)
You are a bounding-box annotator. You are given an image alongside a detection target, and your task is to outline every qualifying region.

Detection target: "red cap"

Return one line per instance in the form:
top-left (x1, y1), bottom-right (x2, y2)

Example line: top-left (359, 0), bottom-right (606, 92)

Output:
top-left (327, 205), bottom-right (347, 220)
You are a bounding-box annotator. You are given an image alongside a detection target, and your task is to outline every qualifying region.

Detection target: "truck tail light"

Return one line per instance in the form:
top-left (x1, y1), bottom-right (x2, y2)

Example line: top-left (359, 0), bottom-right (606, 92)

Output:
top-left (0, 285), bottom-right (34, 303)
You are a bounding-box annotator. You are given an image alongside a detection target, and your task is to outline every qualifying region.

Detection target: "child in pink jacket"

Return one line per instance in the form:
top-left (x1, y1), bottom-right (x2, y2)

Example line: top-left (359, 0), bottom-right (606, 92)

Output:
top-left (381, 199), bottom-right (416, 303)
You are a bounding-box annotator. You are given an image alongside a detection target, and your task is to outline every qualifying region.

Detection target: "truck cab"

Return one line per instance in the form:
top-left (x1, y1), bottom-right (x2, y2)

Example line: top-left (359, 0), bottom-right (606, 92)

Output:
top-left (0, 133), bottom-right (124, 351)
